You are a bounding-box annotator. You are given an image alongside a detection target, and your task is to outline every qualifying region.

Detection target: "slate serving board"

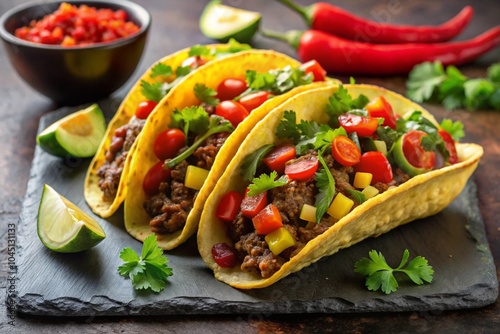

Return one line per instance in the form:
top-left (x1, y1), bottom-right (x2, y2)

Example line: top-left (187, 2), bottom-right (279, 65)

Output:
top-left (15, 101), bottom-right (498, 316)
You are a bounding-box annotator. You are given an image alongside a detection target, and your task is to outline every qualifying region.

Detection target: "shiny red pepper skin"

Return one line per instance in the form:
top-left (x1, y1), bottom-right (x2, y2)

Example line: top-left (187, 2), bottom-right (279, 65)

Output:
top-left (277, 0), bottom-right (473, 44)
top-left (269, 27), bottom-right (500, 75)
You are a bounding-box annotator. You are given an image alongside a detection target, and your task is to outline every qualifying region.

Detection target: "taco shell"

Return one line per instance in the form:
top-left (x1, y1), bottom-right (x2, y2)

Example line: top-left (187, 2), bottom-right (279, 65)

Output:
top-left (124, 49), bottom-right (337, 250)
top-left (197, 84), bottom-right (484, 289)
top-left (84, 43), bottom-right (245, 218)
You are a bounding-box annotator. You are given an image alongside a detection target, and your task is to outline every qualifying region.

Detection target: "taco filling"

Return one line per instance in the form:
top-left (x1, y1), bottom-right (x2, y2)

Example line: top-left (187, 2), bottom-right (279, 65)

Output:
top-left (142, 62), bottom-right (327, 235)
top-left (96, 42), bottom-right (251, 201)
top-left (211, 86), bottom-right (462, 279)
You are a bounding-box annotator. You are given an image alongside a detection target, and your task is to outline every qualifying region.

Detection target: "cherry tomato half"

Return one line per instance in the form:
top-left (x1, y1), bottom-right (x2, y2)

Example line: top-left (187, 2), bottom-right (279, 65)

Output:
top-left (181, 55), bottom-right (207, 69)
top-left (241, 189), bottom-right (268, 219)
top-left (153, 128), bottom-right (186, 161)
top-left (285, 156), bottom-right (319, 182)
top-left (143, 161), bottom-right (171, 196)
top-left (135, 100), bottom-right (158, 119)
top-left (366, 96), bottom-right (397, 129)
top-left (216, 78), bottom-right (248, 101)
top-left (239, 91), bottom-right (273, 112)
top-left (300, 60), bottom-right (327, 82)
top-left (354, 151), bottom-right (393, 184)
top-left (331, 136), bottom-right (361, 167)
top-left (262, 144), bottom-right (296, 174)
top-left (338, 114), bottom-right (379, 137)
top-left (252, 204), bottom-right (283, 235)
top-left (402, 130), bottom-right (435, 169)
top-left (215, 100), bottom-right (249, 127)
top-left (216, 191), bottom-right (244, 222)
top-left (438, 129), bottom-right (458, 164)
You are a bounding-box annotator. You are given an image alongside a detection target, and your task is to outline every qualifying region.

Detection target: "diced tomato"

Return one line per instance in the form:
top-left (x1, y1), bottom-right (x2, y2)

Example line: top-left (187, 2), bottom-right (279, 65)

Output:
top-left (284, 156), bottom-right (319, 182)
top-left (252, 204), bottom-right (283, 235)
top-left (262, 144), bottom-right (296, 174)
top-left (216, 191), bottom-right (244, 222)
top-left (366, 96), bottom-right (397, 129)
top-left (153, 128), bottom-right (186, 160)
top-left (211, 243), bottom-right (237, 267)
top-left (216, 78), bottom-right (248, 101)
top-left (354, 151), bottom-right (393, 184)
top-left (338, 114), bottom-right (379, 137)
top-left (331, 136), bottom-right (361, 167)
top-left (438, 129), bottom-right (458, 164)
top-left (135, 100), bottom-right (158, 119)
top-left (239, 91), bottom-right (273, 112)
top-left (143, 161), bottom-right (171, 196)
top-left (181, 55), bottom-right (207, 69)
top-left (215, 100), bottom-right (249, 127)
top-left (241, 189), bottom-right (268, 219)
top-left (402, 130), bottom-right (435, 169)
top-left (300, 60), bottom-right (327, 82)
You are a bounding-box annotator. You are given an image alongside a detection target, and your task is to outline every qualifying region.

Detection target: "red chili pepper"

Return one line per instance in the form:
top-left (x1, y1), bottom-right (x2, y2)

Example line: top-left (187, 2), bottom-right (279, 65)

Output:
top-left (276, 0), bottom-right (473, 44)
top-left (262, 27), bottom-right (500, 75)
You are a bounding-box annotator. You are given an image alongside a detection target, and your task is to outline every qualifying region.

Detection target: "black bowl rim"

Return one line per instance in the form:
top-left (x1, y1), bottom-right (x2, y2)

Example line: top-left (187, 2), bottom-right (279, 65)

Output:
top-left (0, 0), bottom-right (151, 50)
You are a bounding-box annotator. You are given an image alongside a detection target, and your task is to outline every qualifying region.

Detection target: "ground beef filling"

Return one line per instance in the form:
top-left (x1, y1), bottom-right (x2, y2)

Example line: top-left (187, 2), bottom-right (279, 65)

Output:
top-left (144, 132), bottom-right (230, 234)
top-left (97, 117), bottom-right (146, 201)
top-left (230, 152), bottom-right (411, 279)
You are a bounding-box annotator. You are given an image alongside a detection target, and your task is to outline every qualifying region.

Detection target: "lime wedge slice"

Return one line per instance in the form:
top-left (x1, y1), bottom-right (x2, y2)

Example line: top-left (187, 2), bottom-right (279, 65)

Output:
top-left (36, 103), bottom-right (106, 158)
top-left (37, 184), bottom-right (106, 253)
top-left (200, 0), bottom-right (261, 43)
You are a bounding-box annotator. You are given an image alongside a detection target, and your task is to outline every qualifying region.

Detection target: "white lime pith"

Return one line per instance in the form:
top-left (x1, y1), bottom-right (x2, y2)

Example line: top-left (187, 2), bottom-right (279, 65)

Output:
top-left (36, 104), bottom-right (106, 158)
top-left (37, 184), bottom-right (106, 253)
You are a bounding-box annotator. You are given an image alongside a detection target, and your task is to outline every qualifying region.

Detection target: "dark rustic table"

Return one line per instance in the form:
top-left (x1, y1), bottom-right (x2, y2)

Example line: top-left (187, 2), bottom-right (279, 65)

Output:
top-left (1, 0), bottom-right (499, 332)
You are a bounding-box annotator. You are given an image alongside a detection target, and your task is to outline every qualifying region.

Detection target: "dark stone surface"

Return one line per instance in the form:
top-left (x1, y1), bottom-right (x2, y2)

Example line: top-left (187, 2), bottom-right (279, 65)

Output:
top-left (15, 103), bottom-right (498, 316)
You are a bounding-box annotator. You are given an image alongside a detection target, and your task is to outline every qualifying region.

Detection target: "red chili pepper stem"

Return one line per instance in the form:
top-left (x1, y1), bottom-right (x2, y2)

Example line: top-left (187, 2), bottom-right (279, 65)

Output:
top-left (261, 29), bottom-right (303, 50)
top-left (276, 0), bottom-right (474, 44)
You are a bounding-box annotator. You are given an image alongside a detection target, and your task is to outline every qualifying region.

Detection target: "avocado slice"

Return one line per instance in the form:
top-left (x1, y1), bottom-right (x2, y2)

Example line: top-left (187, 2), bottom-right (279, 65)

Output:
top-left (199, 0), bottom-right (261, 43)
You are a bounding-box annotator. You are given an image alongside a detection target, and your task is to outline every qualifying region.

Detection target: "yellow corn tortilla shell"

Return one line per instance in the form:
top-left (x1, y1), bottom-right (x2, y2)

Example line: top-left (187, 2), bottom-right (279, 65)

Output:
top-left (84, 43), bottom-right (242, 218)
top-left (197, 84), bottom-right (484, 289)
top-left (124, 49), bottom-right (338, 250)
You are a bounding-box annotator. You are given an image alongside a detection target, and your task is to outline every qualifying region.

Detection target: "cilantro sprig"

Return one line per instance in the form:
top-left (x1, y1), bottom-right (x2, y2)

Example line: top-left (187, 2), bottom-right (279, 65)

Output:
top-left (118, 234), bottom-right (173, 293)
top-left (167, 107), bottom-right (234, 168)
top-left (244, 66), bottom-right (313, 97)
top-left (354, 249), bottom-right (434, 294)
top-left (247, 171), bottom-right (288, 196)
top-left (406, 61), bottom-right (500, 110)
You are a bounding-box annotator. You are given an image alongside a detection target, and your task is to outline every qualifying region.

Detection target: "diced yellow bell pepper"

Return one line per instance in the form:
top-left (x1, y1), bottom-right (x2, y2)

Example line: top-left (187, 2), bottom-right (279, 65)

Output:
top-left (374, 140), bottom-right (387, 155)
top-left (353, 172), bottom-right (372, 189)
top-left (299, 204), bottom-right (317, 223)
top-left (184, 165), bottom-right (209, 190)
top-left (327, 192), bottom-right (354, 220)
top-left (362, 185), bottom-right (380, 199)
top-left (265, 227), bottom-right (296, 255)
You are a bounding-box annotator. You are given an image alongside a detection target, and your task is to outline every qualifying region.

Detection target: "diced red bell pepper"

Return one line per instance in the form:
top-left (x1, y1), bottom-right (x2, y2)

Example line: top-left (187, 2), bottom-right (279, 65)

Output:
top-left (366, 96), bottom-right (397, 129)
top-left (241, 189), bottom-right (268, 218)
top-left (216, 191), bottom-right (244, 222)
top-left (252, 204), bottom-right (283, 235)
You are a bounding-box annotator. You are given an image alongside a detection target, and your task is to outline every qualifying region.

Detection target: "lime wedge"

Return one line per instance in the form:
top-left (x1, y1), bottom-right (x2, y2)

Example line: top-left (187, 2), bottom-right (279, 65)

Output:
top-left (37, 184), bottom-right (106, 253)
top-left (200, 0), bottom-right (261, 43)
top-left (36, 103), bottom-right (106, 158)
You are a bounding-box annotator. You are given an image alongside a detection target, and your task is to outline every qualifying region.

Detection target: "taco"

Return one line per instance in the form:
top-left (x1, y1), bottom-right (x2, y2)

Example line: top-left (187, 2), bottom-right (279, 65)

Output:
top-left (197, 84), bottom-right (483, 289)
top-left (124, 49), bottom-right (336, 250)
top-left (84, 40), bottom-right (251, 218)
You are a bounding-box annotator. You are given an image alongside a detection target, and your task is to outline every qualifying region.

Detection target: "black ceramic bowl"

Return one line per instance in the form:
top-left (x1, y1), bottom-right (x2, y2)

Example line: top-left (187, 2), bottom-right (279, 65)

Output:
top-left (0, 0), bottom-right (151, 105)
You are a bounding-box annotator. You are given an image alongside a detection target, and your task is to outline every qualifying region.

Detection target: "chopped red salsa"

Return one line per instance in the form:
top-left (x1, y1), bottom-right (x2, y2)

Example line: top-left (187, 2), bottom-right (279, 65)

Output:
top-left (14, 2), bottom-right (140, 46)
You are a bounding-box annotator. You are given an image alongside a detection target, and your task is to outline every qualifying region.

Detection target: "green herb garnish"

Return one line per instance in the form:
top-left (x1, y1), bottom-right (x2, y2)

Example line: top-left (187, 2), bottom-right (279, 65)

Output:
top-left (194, 83), bottom-right (220, 106)
top-left (354, 249), bottom-right (434, 294)
top-left (247, 171), bottom-right (289, 196)
top-left (118, 234), bottom-right (173, 293)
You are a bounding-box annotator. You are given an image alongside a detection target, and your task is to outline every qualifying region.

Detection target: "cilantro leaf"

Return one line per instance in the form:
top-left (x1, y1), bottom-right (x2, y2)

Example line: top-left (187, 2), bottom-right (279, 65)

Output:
top-left (150, 63), bottom-right (174, 78)
top-left (487, 63), bottom-right (500, 83)
top-left (276, 110), bottom-right (301, 142)
top-left (188, 44), bottom-right (212, 57)
top-left (118, 234), bottom-right (173, 293)
top-left (194, 83), bottom-right (220, 106)
top-left (326, 85), bottom-right (369, 125)
top-left (347, 189), bottom-right (366, 204)
top-left (245, 66), bottom-right (313, 95)
top-left (464, 78), bottom-right (496, 110)
top-left (438, 65), bottom-right (466, 110)
top-left (169, 106), bottom-right (209, 136)
top-left (354, 249), bottom-right (434, 294)
top-left (247, 171), bottom-right (288, 196)
top-left (141, 80), bottom-right (166, 102)
top-left (440, 119), bottom-right (465, 142)
top-left (314, 151), bottom-right (335, 222)
top-left (240, 144), bottom-right (274, 182)
top-left (406, 61), bottom-right (446, 103)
